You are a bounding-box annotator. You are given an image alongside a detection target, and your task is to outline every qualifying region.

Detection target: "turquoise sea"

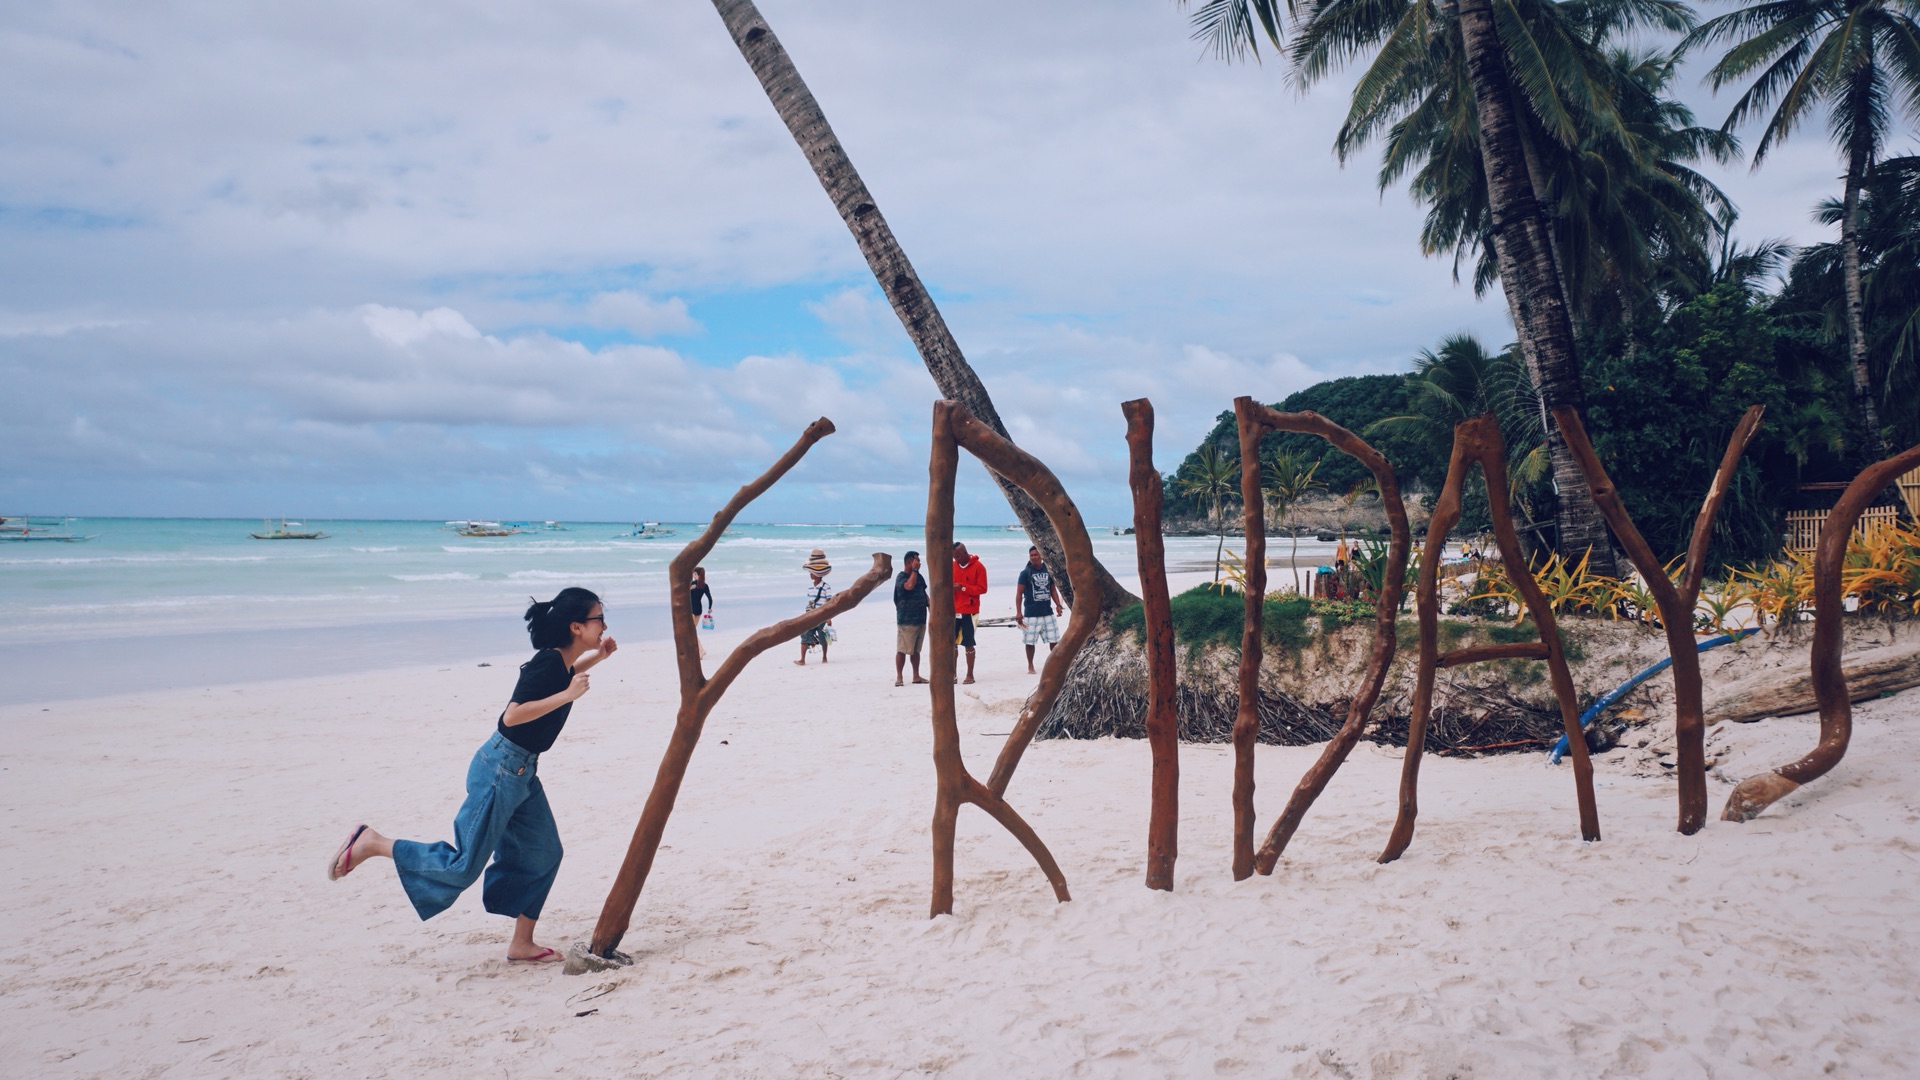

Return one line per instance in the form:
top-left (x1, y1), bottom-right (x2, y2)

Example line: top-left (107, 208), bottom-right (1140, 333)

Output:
top-left (1, 518), bottom-right (1311, 702)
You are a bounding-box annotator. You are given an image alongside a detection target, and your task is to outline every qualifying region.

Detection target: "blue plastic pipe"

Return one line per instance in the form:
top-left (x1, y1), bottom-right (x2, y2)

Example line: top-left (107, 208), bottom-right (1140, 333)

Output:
top-left (1548, 628), bottom-right (1759, 764)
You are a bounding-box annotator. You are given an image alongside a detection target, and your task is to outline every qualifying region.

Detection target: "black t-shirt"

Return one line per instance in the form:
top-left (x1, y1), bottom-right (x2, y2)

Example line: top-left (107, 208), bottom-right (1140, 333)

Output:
top-left (894, 569), bottom-right (929, 625)
top-left (1017, 564), bottom-right (1056, 617)
top-left (497, 649), bottom-right (573, 753)
top-left (690, 582), bottom-right (713, 614)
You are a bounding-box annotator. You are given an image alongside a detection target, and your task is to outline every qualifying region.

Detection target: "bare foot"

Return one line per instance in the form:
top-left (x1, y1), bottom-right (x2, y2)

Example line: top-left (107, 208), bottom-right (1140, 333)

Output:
top-left (962, 677), bottom-right (975, 684)
top-left (793, 659), bottom-right (806, 666)
top-left (895, 678), bottom-right (905, 687)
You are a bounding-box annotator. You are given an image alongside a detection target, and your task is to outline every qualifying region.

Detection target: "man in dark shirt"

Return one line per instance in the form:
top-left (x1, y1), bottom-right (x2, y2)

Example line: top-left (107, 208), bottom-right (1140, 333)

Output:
top-left (1015, 545), bottom-right (1065, 674)
top-left (893, 550), bottom-right (929, 686)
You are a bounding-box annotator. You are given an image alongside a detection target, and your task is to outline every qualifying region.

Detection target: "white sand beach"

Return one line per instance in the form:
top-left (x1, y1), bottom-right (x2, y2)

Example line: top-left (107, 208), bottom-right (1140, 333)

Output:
top-left (4, 592), bottom-right (1918, 1078)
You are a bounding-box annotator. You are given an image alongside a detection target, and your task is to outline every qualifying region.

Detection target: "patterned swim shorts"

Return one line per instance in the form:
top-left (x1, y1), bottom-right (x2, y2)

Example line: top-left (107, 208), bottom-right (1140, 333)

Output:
top-left (1021, 613), bottom-right (1060, 645)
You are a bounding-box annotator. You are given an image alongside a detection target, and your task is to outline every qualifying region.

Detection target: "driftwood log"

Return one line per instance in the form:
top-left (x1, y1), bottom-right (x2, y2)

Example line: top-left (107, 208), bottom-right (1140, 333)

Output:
top-left (587, 419), bottom-right (891, 958)
top-left (1123, 399), bottom-right (1178, 891)
top-left (927, 399), bottom-right (1103, 915)
top-left (1722, 441), bottom-right (1920, 822)
top-left (1380, 414), bottom-right (1600, 863)
top-left (1555, 404), bottom-right (1764, 834)
top-left (1228, 399), bottom-right (1412, 878)
top-left (1707, 641), bottom-right (1920, 725)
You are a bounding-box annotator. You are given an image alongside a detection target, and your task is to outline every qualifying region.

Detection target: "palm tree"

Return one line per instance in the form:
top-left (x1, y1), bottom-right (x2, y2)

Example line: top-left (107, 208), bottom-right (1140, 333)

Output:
top-left (1367, 332), bottom-right (1552, 528)
top-left (1790, 155), bottom-right (1920, 447)
top-left (1177, 443), bottom-right (1241, 582)
top-left (709, 0), bottom-right (1136, 610)
top-left (1683, 0), bottom-right (1920, 459)
top-left (1263, 450), bottom-right (1327, 591)
top-left (1185, 0), bottom-right (1656, 575)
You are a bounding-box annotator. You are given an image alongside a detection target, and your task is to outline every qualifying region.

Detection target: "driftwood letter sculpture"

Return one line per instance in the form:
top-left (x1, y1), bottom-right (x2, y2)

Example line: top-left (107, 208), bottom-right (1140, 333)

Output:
top-left (1379, 414), bottom-right (1601, 863)
top-left (926, 399), bottom-right (1103, 915)
top-left (1553, 404), bottom-right (1764, 834)
top-left (587, 419), bottom-right (891, 959)
top-left (1228, 398), bottom-right (1412, 877)
top-left (1123, 399), bottom-right (1179, 891)
top-left (1721, 441), bottom-right (1920, 822)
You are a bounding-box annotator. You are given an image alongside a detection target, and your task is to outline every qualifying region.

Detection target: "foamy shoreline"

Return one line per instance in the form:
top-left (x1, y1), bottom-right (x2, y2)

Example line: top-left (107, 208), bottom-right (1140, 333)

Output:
top-left (4, 595), bottom-right (1916, 1077)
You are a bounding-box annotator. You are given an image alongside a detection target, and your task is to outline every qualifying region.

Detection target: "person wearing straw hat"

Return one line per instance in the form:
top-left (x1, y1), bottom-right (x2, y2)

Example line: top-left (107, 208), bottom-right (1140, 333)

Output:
top-left (795, 549), bottom-right (835, 665)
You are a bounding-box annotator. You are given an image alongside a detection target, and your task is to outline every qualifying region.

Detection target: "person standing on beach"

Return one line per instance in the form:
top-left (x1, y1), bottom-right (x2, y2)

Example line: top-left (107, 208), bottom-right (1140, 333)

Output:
top-left (689, 567), bottom-right (713, 629)
top-left (324, 587), bottom-right (616, 965)
top-left (1014, 545), bottom-right (1064, 674)
top-left (796, 549), bottom-right (834, 665)
top-left (893, 550), bottom-right (929, 686)
top-left (952, 542), bottom-right (986, 684)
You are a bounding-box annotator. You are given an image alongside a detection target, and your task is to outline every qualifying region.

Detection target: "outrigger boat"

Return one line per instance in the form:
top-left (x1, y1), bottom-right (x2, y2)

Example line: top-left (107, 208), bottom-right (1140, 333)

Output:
top-left (250, 518), bottom-right (329, 540)
top-left (614, 521), bottom-right (675, 538)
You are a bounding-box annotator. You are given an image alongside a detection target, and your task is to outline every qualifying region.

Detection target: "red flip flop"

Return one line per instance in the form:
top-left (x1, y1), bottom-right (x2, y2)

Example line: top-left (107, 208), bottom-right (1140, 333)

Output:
top-left (506, 947), bottom-right (561, 964)
top-left (328, 824), bottom-right (369, 881)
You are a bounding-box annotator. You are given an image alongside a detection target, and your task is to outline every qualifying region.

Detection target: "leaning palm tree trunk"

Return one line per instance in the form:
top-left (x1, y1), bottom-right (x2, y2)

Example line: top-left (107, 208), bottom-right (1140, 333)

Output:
top-left (710, 0), bottom-right (1135, 611)
top-left (1453, 0), bottom-right (1619, 576)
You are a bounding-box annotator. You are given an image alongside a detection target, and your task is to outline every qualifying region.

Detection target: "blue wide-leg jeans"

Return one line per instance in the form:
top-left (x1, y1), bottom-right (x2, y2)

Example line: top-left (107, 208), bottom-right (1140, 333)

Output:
top-left (391, 732), bottom-right (563, 921)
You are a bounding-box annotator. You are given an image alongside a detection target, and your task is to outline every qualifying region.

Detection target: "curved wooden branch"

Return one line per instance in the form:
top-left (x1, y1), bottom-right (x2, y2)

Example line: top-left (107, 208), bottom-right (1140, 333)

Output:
top-left (1234, 401), bottom-right (1412, 875)
top-left (588, 420), bottom-right (891, 957)
top-left (1554, 404), bottom-right (1763, 834)
top-left (1380, 414), bottom-right (1599, 864)
top-left (1124, 399), bottom-right (1179, 891)
top-left (1722, 442), bottom-right (1920, 822)
top-left (925, 400), bottom-right (1070, 915)
top-left (942, 405), bottom-right (1106, 799)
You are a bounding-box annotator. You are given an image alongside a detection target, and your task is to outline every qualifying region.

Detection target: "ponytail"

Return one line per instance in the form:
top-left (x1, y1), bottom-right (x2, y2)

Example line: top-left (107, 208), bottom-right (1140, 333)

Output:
top-left (524, 587), bottom-right (602, 649)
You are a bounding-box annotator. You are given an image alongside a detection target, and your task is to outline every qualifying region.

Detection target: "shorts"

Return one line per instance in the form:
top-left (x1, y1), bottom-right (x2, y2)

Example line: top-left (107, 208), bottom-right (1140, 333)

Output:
top-left (1021, 613), bottom-right (1060, 645)
top-left (896, 622), bottom-right (926, 654)
top-left (954, 613), bottom-right (977, 649)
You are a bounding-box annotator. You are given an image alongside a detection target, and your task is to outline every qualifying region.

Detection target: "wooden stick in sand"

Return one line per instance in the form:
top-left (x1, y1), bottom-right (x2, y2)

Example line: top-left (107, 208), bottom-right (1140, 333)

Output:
top-left (1379, 414), bottom-right (1599, 864)
top-left (1554, 404), bottom-right (1765, 834)
top-left (927, 399), bottom-right (1096, 916)
top-left (1123, 398), bottom-right (1178, 891)
top-left (1229, 399), bottom-right (1412, 877)
top-left (1721, 441), bottom-right (1920, 822)
top-left (586, 418), bottom-right (891, 960)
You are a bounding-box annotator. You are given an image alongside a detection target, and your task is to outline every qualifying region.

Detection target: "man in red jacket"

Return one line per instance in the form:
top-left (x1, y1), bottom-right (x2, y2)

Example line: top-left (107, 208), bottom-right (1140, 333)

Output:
top-left (951, 542), bottom-right (987, 684)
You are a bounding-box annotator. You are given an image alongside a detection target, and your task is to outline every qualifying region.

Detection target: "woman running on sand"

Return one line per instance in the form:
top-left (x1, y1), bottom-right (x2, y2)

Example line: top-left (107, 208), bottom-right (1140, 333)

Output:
top-left (326, 587), bottom-right (617, 964)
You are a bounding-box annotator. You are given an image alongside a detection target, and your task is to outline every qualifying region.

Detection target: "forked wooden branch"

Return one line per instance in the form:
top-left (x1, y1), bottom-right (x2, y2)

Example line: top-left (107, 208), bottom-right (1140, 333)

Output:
top-left (587, 419), bottom-right (892, 957)
top-left (1554, 404), bottom-right (1763, 834)
top-left (1379, 414), bottom-right (1599, 864)
top-left (1722, 441), bottom-right (1920, 822)
top-left (926, 400), bottom-right (1072, 916)
top-left (1123, 399), bottom-right (1179, 891)
top-left (1229, 400), bottom-right (1412, 876)
top-left (940, 407), bottom-right (1107, 798)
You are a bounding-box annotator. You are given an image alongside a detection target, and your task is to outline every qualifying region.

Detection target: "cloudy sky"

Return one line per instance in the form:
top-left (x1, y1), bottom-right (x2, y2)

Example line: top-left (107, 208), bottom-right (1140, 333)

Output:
top-left (0, 1), bottom-right (1878, 525)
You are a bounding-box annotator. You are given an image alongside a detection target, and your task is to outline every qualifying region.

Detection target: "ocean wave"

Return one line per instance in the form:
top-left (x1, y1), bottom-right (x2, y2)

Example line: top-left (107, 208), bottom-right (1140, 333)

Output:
top-left (353, 546), bottom-right (400, 553)
top-left (390, 572), bottom-right (480, 582)
top-left (506, 569), bottom-right (658, 582)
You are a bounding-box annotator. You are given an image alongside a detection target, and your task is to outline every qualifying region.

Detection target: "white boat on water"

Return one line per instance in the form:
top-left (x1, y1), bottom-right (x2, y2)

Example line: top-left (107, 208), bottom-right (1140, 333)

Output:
top-left (250, 518), bottom-right (329, 540)
top-left (0, 518), bottom-right (92, 542)
top-left (615, 521), bottom-right (676, 538)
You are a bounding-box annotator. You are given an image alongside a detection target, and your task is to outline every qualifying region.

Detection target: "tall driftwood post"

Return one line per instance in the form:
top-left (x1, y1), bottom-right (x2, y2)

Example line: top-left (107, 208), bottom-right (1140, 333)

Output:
top-left (1722, 441), bottom-right (1920, 821)
top-left (587, 419), bottom-right (892, 959)
top-left (1555, 405), bottom-right (1765, 834)
top-left (1123, 399), bottom-right (1178, 891)
top-left (1228, 400), bottom-right (1411, 874)
top-left (1231, 400), bottom-right (1269, 879)
top-left (1379, 414), bottom-right (1600, 863)
top-left (926, 400), bottom-right (1085, 916)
